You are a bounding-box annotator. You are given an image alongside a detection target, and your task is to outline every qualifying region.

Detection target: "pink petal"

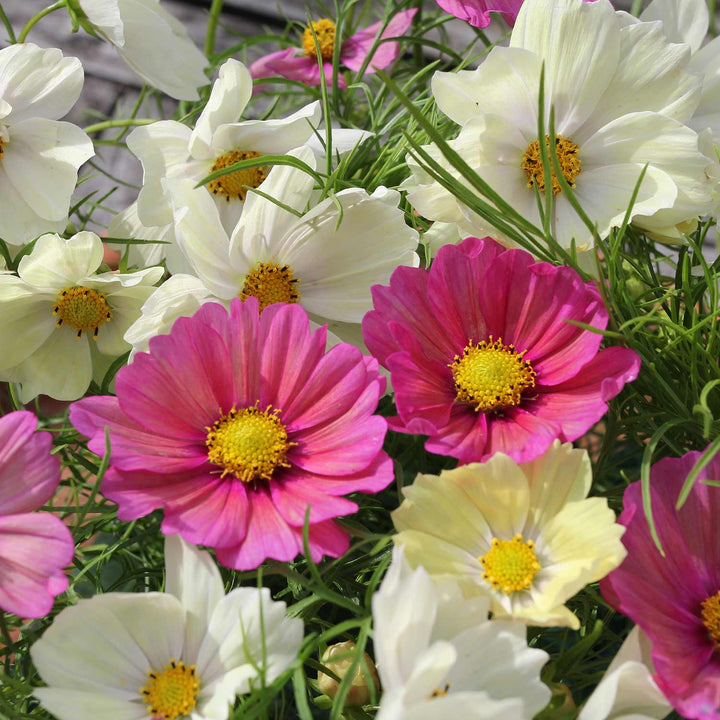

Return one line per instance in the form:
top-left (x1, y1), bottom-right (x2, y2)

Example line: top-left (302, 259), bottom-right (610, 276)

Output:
top-left (340, 9), bottom-right (417, 72)
top-left (481, 406), bottom-right (560, 462)
top-left (0, 411), bottom-right (61, 514)
top-left (249, 49), bottom-right (346, 88)
top-left (270, 480), bottom-right (359, 525)
top-left (433, 0), bottom-right (523, 28)
top-left (423, 407), bottom-right (489, 462)
top-left (0, 513), bottom-right (74, 618)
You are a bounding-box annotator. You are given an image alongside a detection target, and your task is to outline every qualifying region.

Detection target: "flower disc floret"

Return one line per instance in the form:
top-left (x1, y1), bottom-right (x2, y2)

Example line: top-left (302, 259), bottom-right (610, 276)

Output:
top-left (701, 591), bottom-right (720, 649)
top-left (450, 337), bottom-right (536, 412)
top-left (206, 404), bottom-right (293, 482)
top-left (521, 135), bottom-right (581, 195)
top-left (240, 262), bottom-right (300, 311)
top-left (207, 150), bottom-right (268, 201)
top-left (302, 19), bottom-right (337, 61)
top-left (479, 534), bottom-right (541, 594)
top-left (140, 658), bottom-right (199, 719)
top-left (52, 286), bottom-right (113, 339)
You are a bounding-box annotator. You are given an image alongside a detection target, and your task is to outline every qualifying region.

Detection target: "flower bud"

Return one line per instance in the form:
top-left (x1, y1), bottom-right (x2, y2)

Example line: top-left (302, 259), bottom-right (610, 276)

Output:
top-left (317, 641), bottom-right (380, 706)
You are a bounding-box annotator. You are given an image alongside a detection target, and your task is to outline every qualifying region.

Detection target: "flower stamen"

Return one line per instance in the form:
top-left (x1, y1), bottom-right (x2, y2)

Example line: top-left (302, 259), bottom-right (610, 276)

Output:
top-left (239, 261), bottom-right (300, 311)
top-left (206, 404), bottom-right (295, 482)
top-left (521, 134), bottom-right (581, 195)
top-left (302, 19), bottom-right (337, 61)
top-left (140, 658), bottom-right (200, 720)
top-left (52, 286), bottom-right (113, 340)
top-left (479, 534), bottom-right (541, 594)
top-left (207, 150), bottom-right (268, 202)
top-left (701, 590), bottom-right (720, 648)
top-left (450, 336), bottom-right (536, 413)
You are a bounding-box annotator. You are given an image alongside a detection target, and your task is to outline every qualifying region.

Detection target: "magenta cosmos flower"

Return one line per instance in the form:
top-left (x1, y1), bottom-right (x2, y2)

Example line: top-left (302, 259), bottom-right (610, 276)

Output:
top-left (601, 450), bottom-right (720, 720)
top-left (70, 299), bottom-right (393, 570)
top-left (362, 237), bottom-right (640, 463)
top-left (0, 411), bottom-right (74, 618)
top-left (433, 0), bottom-right (523, 27)
top-left (248, 9), bottom-right (417, 88)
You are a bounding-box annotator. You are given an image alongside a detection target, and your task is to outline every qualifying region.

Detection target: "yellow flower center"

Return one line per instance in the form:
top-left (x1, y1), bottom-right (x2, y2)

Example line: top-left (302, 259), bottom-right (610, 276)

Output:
top-left (140, 658), bottom-right (200, 720)
top-left (701, 590), bottom-right (720, 648)
top-left (205, 404), bottom-right (294, 483)
top-left (450, 337), bottom-right (536, 413)
top-left (207, 150), bottom-right (268, 202)
top-left (239, 261), bottom-right (300, 312)
top-left (52, 286), bottom-right (113, 339)
top-left (302, 18), bottom-right (337, 61)
top-left (479, 534), bottom-right (541, 594)
top-left (521, 134), bottom-right (581, 196)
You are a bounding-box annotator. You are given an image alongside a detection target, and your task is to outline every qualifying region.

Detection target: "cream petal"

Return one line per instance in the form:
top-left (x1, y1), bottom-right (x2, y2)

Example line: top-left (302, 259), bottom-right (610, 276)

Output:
top-left (511, 0), bottom-right (621, 135)
top-left (0, 44), bottom-right (83, 123)
top-left (2, 118), bottom-right (93, 222)
top-left (34, 688), bottom-right (146, 720)
top-left (78, 0), bottom-right (125, 45)
top-left (18, 232), bottom-right (103, 288)
top-left (190, 59), bottom-right (253, 160)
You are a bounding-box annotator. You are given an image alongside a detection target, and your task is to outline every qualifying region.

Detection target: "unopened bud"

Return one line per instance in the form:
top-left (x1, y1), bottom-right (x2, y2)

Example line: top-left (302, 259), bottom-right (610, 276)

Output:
top-left (317, 641), bottom-right (380, 706)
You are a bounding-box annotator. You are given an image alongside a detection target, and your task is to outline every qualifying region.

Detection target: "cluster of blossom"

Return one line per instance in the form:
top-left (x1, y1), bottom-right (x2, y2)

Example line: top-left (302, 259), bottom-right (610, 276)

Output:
top-left (0, 0), bottom-right (719, 718)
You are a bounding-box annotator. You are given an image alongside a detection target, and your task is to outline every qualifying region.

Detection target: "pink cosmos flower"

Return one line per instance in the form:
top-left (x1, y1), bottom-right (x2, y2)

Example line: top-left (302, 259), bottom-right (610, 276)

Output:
top-left (362, 237), bottom-right (640, 463)
top-left (433, 0), bottom-right (523, 28)
top-left (70, 299), bottom-right (393, 570)
top-left (0, 411), bottom-right (74, 618)
top-left (248, 9), bottom-right (417, 88)
top-left (601, 450), bottom-right (720, 720)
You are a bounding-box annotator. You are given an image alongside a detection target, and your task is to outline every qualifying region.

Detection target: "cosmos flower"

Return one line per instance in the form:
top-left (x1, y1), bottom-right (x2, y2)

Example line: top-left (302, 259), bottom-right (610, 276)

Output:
top-left (0, 231), bottom-right (162, 401)
top-left (0, 411), bottom-right (73, 618)
top-left (76, 0), bottom-right (209, 100)
top-left (0, 43), bottom-right (93, 249)
top-left (601, 448), bottom-right (720, 720)
top-left (363, 236), bottom-right (639, 464)
top-left (248, 9), bottom-right (417, 88)
top-left (392, 441), bottom-right (626, 628)
top-left (70, 298), bottom-right (393, 570)
top-left (373, 545), bottom-right (551, 718)
top-left (406, 0), bottom-right (712, 252)
top-left (31, 535), bottom-right (303, 720)
top-left (432, 0), bottom-right (523, 28)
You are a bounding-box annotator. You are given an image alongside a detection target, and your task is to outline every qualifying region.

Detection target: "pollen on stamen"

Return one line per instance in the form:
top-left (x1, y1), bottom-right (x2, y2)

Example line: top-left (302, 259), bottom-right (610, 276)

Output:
top-left (521, 134), bottom-right (581, 196)
top-left (51, 286), bottom-right (113, 340)
top-left (207, 150), bottom-right (268, 202)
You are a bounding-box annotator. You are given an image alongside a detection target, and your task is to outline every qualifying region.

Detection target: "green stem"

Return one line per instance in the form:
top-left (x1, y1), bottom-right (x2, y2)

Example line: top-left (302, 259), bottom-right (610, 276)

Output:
top-left (0, 4), bottom-right (17, 43)
top-left (17, 0), bottom-right (65, 43)
top-left (204, 0), bottom-right (225, 58)
top-left (83, 118), bottom-right (155, 134)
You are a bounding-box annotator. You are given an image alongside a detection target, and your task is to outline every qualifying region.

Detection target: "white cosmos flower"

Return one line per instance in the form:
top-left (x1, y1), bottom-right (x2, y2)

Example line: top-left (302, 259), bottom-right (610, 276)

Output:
top-left (0, 231), bottom-right (162, 401)
top-left (0, 43), bottom-right (94, 249)
top-left (164, 146), bottom-right (419, 325)
top-left (373, 546), bottom-right (551, 720)
top-left (31, 535), bottom-right (304, 720)
top-left (126, 58), bottom-right (321, 235)
top-left (406, 0), bottom-right (713, 252)
top-left (392, 441), bottom-right (627, 629)
top-left (578, 627), bottom-right (671, 720)
top-left (77, 0), bottom-right (208, 100)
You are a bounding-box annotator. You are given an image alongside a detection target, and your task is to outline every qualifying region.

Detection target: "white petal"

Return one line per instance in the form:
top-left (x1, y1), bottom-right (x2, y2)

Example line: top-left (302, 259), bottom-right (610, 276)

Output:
top-left (34, 688), bottom-right (146, 720)
top-left (279, 187), bottom-right (419, 323)
top-left (164, 536), bottom-right (225, 664)
top-left (78, 0), bottom-right (125, 45)
top-left (2, 118), bottom-right (93, 222)
top-left (190, 59), bottom-right (253, 159)
top-left (640, 0), bottom-right (708, 53)
top-left (166, 179), bottom-right (241, 298)
top-left (114, 0), bottom-right (209, 101)
top-left (18, 232), bottom-right (103, 288)
top-left (127, 120), bottom-right (193, 227)
top-left (511, 0), bottom-right (621, 135)
top-left (432, 48), bottom-right (540, 129)
top-left (0, 44), bottom-right (83, 122)
top-left (212, 101), bottom-right (321, 155)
